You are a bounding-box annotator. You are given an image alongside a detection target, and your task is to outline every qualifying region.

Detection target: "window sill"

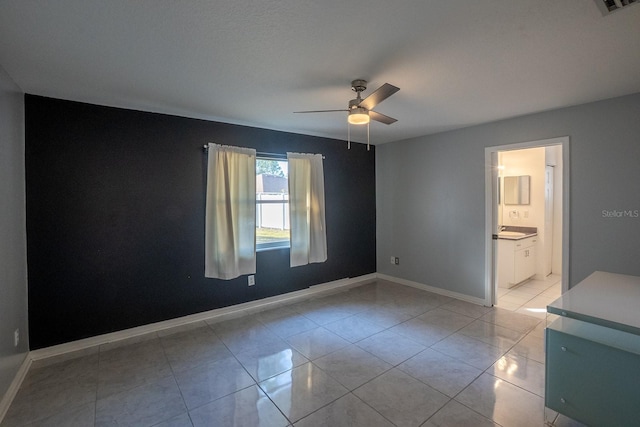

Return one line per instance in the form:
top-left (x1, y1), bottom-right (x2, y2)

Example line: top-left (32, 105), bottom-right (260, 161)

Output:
top-left (257, 243), bottom-right (290, 252)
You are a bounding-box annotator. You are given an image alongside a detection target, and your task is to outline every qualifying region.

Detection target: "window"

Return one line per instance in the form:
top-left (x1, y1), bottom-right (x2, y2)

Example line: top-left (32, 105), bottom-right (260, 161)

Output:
top-left (256, 157), bottom-right (290, 250)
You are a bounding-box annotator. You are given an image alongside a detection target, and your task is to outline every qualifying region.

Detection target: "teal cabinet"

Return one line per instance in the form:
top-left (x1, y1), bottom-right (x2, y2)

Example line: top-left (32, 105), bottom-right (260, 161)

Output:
top-left (546, 318), bottom-right (640, 426)
top-left (545, 271), bottom-right (640, 426)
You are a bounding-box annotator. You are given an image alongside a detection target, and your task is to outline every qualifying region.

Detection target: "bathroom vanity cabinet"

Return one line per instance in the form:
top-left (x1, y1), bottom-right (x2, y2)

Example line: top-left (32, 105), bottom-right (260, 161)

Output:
top-left (545, 271), bottom-right (640, 426)
top-left (498, 235), bottom-right (537, 287)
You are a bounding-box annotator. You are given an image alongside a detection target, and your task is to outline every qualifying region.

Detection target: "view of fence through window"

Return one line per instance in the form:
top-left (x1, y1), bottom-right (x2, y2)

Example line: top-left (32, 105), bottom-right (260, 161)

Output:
top-left (256, 158), bottom-right (290, 248)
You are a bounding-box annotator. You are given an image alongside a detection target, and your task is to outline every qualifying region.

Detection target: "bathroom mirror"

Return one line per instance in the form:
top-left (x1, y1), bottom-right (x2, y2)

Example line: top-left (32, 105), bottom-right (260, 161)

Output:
top-left (504, 175), bottom-right (530, 205)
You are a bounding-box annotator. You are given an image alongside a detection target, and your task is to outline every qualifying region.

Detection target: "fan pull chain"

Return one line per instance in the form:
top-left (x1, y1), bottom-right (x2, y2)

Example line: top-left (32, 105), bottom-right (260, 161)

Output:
top-left (367, 122), bottom-right (370, 151)
top-left (348, 122), bottom-right (351, 150)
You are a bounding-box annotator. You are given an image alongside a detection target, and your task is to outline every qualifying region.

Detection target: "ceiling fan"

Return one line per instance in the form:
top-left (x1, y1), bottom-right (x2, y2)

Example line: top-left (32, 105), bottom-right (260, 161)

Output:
top-left (294, 79), bottom-right (400, 149)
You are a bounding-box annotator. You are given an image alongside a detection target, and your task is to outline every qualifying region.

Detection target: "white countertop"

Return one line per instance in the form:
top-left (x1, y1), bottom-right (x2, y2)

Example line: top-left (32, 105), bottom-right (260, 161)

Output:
top-left (547, 271), bottom-right (640, 335)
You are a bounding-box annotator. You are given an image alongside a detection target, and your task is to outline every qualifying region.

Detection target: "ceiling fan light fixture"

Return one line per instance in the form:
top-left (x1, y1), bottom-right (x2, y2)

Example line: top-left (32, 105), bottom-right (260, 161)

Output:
top-left (348, 107), bottom-right (370, 125)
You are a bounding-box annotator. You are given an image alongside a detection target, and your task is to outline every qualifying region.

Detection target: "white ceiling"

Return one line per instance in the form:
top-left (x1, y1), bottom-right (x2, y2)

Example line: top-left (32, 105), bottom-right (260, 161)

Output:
top-left (1, 0), bottom-right (639, 144)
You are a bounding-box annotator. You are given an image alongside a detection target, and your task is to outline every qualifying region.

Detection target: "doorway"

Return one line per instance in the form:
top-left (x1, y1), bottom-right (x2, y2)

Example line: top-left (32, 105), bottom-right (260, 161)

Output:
top-left (484, 137), bottom-right (570, 311)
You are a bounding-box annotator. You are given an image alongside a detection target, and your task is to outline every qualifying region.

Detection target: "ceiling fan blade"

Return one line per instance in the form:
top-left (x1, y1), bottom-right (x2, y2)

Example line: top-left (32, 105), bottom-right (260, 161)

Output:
top-left (294, 109), bottom-right (348, 113)
top-left (359, 83), bottom-right (400, 110)
top-left (369, 110), bottom-right (397, 125)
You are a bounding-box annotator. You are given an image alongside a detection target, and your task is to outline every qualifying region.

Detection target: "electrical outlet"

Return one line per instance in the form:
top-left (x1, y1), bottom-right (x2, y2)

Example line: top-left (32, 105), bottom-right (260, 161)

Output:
top-left (394, 257), bottom-right (400, 265)
top-left (248, 275), bottom-right (255, 286)
top-left (14, 329), bottom-right (19, 347)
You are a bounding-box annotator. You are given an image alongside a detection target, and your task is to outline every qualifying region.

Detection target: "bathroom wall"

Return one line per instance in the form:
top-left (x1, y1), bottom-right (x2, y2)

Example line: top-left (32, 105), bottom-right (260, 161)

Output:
top-left (499, 147), bottom-right (545, 229)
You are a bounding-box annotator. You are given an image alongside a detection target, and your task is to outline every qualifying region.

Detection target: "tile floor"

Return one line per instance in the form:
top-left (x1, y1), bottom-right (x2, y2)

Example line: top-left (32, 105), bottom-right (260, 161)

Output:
top-left (496, 275), bottom-right (562, 320)
top-left (2, 279), bottom-right (583, 427)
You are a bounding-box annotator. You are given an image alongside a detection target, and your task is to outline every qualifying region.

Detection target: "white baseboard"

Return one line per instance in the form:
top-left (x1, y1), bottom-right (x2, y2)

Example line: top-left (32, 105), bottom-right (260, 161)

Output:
top-left (0, 353), bottom-right (31, 424)
top-left (29, 273), bottom-right (377, 363)
top-left (376, 273), bottom-right (488, 306)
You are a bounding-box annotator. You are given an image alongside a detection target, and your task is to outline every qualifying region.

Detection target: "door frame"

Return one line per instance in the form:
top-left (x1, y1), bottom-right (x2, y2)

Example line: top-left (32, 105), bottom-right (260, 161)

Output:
top-left (484, 136), bottom-right (570, 306)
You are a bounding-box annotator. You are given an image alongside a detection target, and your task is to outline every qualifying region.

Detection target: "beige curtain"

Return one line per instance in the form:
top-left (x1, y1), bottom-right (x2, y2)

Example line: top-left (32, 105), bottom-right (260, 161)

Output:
top-left (205, 144), bottom-right (256, 279)
top-left (287, 152), bottom-right (327, 267)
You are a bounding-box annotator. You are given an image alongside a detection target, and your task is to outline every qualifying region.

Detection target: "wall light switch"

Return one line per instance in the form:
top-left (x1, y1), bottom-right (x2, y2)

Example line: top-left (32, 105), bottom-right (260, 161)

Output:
top-left (390, 256), bottom-right (395, 265)
top-left (248, 275), bottom-right (255, 286)
top-left (14, 329), bottom-right (19, 347)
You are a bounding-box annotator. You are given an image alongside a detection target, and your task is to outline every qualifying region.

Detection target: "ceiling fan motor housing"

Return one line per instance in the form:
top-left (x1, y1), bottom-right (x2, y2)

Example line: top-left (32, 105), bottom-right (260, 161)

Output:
top-left (351, 79), bottom-right (367, 93)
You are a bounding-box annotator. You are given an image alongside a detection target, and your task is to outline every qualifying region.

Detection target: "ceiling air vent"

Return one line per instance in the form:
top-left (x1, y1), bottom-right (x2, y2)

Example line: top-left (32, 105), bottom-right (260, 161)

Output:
top-left (595, 0), bottom-right (639, 15)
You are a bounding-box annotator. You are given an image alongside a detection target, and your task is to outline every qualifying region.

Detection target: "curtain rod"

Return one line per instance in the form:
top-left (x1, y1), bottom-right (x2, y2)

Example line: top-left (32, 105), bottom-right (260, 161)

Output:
top-left (203, 145), bottom-right (325, 159)
top-left (257, 151), bottom-right (287, 159)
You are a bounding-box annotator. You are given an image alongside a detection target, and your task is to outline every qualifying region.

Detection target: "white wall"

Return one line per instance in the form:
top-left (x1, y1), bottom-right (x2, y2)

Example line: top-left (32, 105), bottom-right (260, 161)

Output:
top-left (0, 64), bottom-right (28, 402)
top-left (377, 92), bottom-right (640, 299)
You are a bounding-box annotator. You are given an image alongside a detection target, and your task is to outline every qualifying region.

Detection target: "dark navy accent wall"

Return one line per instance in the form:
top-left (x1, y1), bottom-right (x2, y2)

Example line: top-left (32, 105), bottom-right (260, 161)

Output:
top-left (25, 95), bottom-right (376, 349)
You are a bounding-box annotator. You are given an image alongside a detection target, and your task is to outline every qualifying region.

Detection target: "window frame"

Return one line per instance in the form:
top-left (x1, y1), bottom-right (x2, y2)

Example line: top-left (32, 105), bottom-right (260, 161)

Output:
top-left (255, 155), bottom-right (290, 252)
